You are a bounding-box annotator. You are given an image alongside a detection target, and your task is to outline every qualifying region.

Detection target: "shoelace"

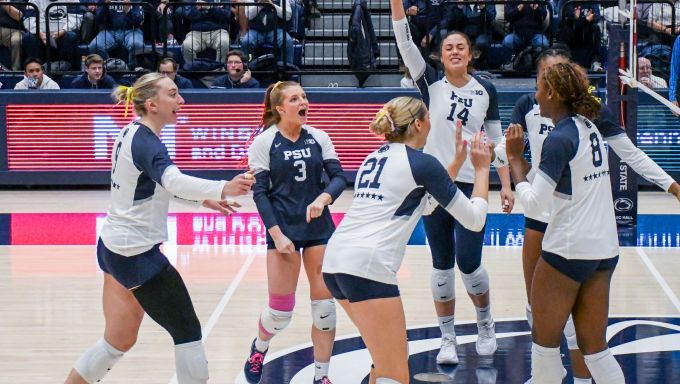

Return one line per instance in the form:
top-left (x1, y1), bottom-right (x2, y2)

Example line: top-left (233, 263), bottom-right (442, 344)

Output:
top-left (248, 352), bottom-right (264, 373)
top-left (441, 336), bottom-right (456, 347)
top-left (318, 377), bottom-right (332, 384)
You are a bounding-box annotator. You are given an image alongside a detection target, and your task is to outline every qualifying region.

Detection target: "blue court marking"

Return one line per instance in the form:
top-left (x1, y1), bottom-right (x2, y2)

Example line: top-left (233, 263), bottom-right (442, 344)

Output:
top-left (245, 317), bottom-right (680, 383)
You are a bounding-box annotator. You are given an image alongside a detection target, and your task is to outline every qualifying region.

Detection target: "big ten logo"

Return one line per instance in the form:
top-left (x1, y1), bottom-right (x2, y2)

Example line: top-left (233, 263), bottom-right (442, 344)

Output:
top-left (93, 115), bottom-right (182, 159)
top-left (191, 213), bottom-right (266, 246)
top-left (189, 126), bottom-right (252, 160)
top-left (283, 148), bottom-right (311, 160)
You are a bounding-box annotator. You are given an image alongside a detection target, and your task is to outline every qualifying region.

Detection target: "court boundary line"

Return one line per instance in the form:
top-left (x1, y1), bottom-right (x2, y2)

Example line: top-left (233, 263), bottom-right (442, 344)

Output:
top-left (168, 251), bottom-right (256, 384)
top-left (636, 247), bottom-right (680, 313)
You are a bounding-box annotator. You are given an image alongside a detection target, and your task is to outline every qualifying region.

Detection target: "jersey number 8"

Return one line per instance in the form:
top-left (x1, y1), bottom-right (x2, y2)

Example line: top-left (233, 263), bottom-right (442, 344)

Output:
top-left (589, 132), bottom-right (603, 167)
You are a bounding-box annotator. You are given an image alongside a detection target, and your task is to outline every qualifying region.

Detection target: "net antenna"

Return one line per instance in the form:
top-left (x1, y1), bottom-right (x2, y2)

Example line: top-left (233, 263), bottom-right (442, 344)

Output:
top-left (617, 0), bottom-right (680, 115)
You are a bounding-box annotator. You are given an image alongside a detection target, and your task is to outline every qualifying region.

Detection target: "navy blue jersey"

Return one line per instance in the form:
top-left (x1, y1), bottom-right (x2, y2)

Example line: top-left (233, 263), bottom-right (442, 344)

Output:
top-left (249, 125), bottom-right (346, 242)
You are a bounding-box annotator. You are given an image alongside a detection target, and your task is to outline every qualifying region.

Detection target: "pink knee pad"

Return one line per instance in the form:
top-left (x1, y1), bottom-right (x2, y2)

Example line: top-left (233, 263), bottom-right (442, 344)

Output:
top-left (258, 293), bottom-right (296, 337)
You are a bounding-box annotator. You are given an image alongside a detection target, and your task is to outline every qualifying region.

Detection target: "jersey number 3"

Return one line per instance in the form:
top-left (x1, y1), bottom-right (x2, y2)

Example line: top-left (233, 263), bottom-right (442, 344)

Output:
top-left (358, 157), bottom-right (387, 189)
top-left (294, 160), bottom-right (307, 181)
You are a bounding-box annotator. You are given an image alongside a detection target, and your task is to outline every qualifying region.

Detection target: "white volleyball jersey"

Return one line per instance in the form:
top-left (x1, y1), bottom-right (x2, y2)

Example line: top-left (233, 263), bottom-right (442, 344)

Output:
top-left (511, 93), bottom-right (675, 222)
top-left (322, 143), bottom-right (487, 285)
top-left (392, 16), bottom-right (503, 183)
top-left (516, 116), bottom-right (619, 260)
top-left (100, 122), bottom-right (225, 256)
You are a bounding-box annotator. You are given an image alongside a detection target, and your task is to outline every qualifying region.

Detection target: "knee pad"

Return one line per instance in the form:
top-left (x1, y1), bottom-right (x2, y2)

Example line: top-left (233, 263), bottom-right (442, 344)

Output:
top-left (563, 314), bottom-right (578, 350)
top-left (259, 306), bottom-right (293, 336)
top-left (74, 338), bottom-right (124, 384)
top-left (461, 266), bottom-right (489, 296)
top-left (376, 378), bottom-right (401, 384)
top-left (431, 268), bottom-right (455, 302)
top-left (175, 340), bottom-right (209, 384)
top-left (311, 299), bottom-right (336, 332)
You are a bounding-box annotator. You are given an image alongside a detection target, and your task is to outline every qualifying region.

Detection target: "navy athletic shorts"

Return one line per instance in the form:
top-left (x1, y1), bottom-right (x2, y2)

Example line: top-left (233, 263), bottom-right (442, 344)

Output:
top-left (322, 272), bottom-right (400, 303)
top-left (542, 251), bottom-right (619, 283)
top-left (97, 238), bottom-right (169, 289)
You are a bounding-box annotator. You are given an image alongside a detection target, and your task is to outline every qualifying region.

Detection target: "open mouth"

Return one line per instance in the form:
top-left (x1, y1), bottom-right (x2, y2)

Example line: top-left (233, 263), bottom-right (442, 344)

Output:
top-left (173, 108), bottom-right (181, 115)
top-left (298, 108), bottom-right (308, 117)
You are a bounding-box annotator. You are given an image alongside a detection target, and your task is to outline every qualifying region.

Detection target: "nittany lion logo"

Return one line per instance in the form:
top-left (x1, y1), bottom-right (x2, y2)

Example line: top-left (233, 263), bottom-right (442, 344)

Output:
top-left (236, 317), bottom-right (680, 383)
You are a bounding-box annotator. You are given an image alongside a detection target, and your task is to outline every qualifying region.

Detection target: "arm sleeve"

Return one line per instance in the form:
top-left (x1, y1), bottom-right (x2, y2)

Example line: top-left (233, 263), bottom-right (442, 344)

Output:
top-left (595, 102), bottom-right (626, 139)
top-left (514, 174), bottom-right (555, 217)
top-left (669, 35), bottom-right (680, 101)
top-left (607, 134), bottom-right (676, 191)
top-left (480, 79), bottom-right (504, 150)
top-left (253, 170), bottom-right (279, 229)
top-left (411, 152), bottom-right (488, 231)
top-left (131, 137), bottom-right (225, 201)
top-left (491, 136), bottom-right (508, 168)
top-left (393, 17), bottom-right (437, 106)
top-left (314, 129), bottom-right (346, 201)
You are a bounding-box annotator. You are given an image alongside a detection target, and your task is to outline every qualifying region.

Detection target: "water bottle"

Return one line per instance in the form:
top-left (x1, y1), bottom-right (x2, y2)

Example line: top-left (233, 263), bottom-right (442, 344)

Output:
top-left (81, 55), bottom-right (87, 71)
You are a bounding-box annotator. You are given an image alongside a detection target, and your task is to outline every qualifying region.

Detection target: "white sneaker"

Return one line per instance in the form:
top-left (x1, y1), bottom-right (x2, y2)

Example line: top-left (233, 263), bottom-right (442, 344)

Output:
top-left (436, 334), bottom-right (459, 365)
top-left (476, 318), bottom-right (498, 356)
top-left (523, 367), bottom-right (567, 383)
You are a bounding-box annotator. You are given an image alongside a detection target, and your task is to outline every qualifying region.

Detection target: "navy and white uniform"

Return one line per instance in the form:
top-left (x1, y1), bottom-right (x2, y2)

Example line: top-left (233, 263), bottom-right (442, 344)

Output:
top-left (504, 94), bottom-right (675, 229)
top-left (393, 17), bottom-right (501, 272)
top-left (99, 122), bottom-right (226, 288)
top-left (248, 125), bottom-right (346, 248)
top-left (515, 115), bottom-right (619, 265)
top-left (323, 143), bottom-right (487, 286)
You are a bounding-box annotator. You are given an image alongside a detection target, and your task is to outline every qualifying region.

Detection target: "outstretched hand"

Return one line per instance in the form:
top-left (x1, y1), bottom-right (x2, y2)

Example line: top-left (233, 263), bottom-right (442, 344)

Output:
top-left (202, 199), bottom-right (242, 216)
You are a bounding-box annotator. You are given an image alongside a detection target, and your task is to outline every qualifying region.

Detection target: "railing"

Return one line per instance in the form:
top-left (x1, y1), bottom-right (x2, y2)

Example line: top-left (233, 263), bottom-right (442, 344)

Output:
top-left (44, 1), bottom-right (157, 73)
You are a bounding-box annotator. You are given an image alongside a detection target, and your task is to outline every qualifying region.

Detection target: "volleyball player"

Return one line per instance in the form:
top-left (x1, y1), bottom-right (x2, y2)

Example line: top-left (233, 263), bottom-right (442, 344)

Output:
top-left (496, 48), bottom-right (680, 384)
top-left (242, 81), bottom-right (346, 384)
top-left (323, 96), bottom-right (490, 384)
top-left (507, 61), bottom-right (625, 384)
top-left (391, 0), bottom-right (513, 363)
top-left (65, 73), bottom-right (255, 384)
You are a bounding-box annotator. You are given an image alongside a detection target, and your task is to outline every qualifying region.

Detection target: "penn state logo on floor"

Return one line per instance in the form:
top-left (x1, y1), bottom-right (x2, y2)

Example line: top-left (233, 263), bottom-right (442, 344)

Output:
top-left (236, 317), bottom-right (680, 383)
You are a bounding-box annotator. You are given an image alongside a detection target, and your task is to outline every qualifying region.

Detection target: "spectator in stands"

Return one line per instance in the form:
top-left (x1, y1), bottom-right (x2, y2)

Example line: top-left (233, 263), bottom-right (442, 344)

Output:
top-left (159, 57), bottom-right (193, 89)
top-left (71, 54), bottom-right (116, 89)
top-left (241, 0), bottom-right (295, 64)
top-left (14, 57), bottom-right (59, 89)
top-left (502, 1), bottom-right (550, 57)
top-left (88, 0), bottom-right (145, 69)
top-left (182, 0), bottom-right (232, 65)
top-left (639, 56), bottom-right (668, 89)
top-left (557, 3), bottom-right (602, 71)
top-left (403, 0), bottom-right (442, 57)
top-left (212, 50), bottom-right (260, 88)
top-left (439, 2), bottom-right (496, 68)
top-left (638, 1), bottom-right (680, 43)
top-left (0, 2), bottom-right (26, 70)
top-left (23, 0), bottom-right (82, 70)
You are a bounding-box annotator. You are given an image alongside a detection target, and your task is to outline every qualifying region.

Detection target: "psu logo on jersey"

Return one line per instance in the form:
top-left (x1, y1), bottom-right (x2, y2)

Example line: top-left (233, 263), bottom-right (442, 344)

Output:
top-left (377, 144), bottom-right (390, 153)
top-left (539, 124), bottom-right (554, 135)
top-left (614, 197), bottom-right (634, 212)
top-left (283, 148), bottom-right (312, 160)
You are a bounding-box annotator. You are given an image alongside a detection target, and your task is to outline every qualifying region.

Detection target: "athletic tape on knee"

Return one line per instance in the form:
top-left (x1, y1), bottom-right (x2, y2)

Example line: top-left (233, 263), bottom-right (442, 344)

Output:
top-left (584, 349), bottom-right (625, 384)
top-left (311, 299), bottom-right (336, 331)
top-left (74, 338), bottom-right (124, 384)
top-left (563, 314), bottom-right (578, 350)
top-left (531, 343), bottom-right (563, 384)
top-left (461, 266), bottom-right (489, 296)
top-left (431, 268), bottom-right (455, 302)
top-left (175, 340), bottom-right (209, 384)
top-left (259, 306), bottom-right (293, 336)
top-left (269, 292), bottom-right (295, 312)
top-left (526, 303), bottom-right (533, 329)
